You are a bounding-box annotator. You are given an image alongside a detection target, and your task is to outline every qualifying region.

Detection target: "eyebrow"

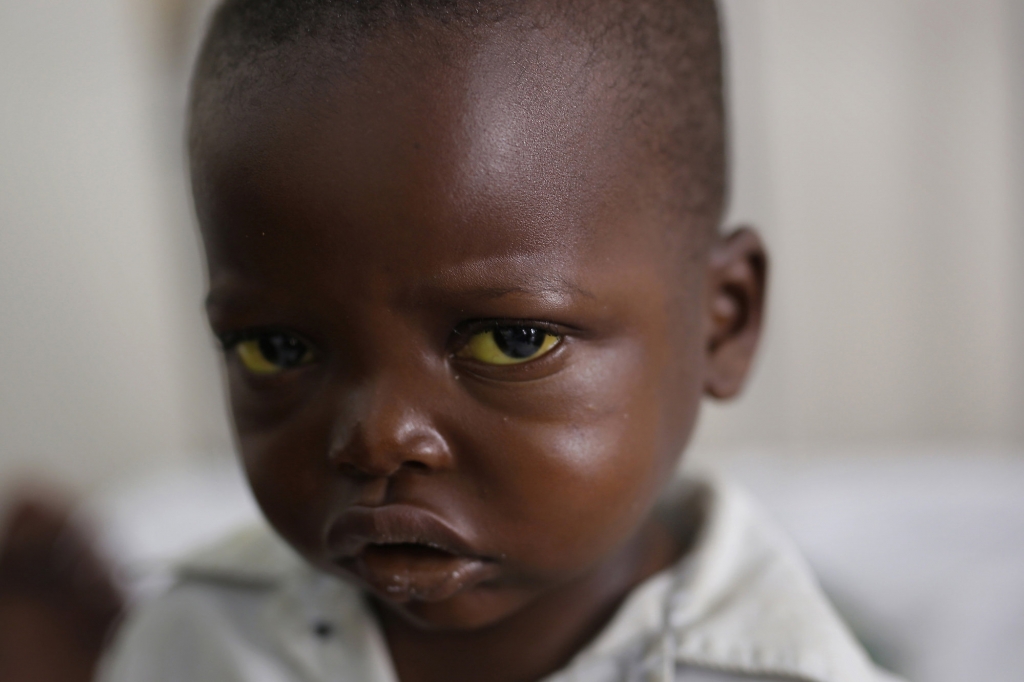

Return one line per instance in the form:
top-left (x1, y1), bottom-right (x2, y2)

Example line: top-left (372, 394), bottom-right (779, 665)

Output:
top-left (203, 273), bottom-right (283, 319)
top-left (203, 256), bottom-right (597, 316)
top-left (442, 283), bottom-right (594, 301)
top-left (204, 275), bottom-right (251, 312)
top-left (418, 257), bottom-right (596, 305)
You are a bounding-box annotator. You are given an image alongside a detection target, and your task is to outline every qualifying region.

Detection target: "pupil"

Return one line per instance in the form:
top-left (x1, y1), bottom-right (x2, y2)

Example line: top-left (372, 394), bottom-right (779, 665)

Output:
top-left (493, 327), bottom-right (546, 359)
top-left (259, 334), bottom-right (307, 367)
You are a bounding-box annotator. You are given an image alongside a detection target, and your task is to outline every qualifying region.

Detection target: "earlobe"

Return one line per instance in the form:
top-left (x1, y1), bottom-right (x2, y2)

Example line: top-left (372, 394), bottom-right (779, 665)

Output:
top-left (703, 227), bottom-right (768, 400)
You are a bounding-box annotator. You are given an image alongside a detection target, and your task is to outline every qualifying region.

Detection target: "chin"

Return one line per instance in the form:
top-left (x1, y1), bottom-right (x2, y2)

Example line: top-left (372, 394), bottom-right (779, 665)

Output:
top-left (375, 585), bottom-right (532, 632)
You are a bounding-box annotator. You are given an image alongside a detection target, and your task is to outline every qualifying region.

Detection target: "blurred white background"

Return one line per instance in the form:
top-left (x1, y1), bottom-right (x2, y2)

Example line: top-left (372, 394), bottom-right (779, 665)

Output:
top-left (699, 0), bottom-right (1024, 459)
top-left (1, 2), bottom-right (1022, 680)
top-left (1, 0), bottom-right (1020, 491)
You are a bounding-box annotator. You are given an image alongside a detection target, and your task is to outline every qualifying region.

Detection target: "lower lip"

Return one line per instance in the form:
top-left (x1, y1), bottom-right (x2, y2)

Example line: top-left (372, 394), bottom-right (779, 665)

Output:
top-left (340, 545), bottom-right (498, 603)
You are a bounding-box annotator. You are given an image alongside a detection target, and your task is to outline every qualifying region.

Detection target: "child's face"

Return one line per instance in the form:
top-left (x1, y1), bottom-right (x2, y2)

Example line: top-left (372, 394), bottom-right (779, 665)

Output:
top-left (196, 29), bottom-right (760, 630)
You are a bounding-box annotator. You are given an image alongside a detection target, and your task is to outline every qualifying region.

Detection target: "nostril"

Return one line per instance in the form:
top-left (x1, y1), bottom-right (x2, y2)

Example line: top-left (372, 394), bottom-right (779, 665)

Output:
top-left (329, 417), bottom-right (453, 477)
top-left (401, 460), bottom-right (430, 472)
top-left (334, 461), bottom-right (377, 481)
top-left (331, 454), bottom-right (430, 478)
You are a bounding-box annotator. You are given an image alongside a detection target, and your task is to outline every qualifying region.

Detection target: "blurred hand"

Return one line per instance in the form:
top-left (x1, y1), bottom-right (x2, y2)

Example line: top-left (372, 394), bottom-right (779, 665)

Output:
top-left (0, 488), bottom-right (125, 682)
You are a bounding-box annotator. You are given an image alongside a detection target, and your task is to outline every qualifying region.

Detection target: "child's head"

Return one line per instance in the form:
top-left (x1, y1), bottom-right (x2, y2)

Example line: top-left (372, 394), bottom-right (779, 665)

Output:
top-left (190, 0), bottom-right (765, 632)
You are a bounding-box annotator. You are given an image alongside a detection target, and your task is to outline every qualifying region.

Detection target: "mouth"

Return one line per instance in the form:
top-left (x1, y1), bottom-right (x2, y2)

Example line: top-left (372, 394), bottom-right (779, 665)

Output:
top-left (326, 506), bottom-right (499, 603)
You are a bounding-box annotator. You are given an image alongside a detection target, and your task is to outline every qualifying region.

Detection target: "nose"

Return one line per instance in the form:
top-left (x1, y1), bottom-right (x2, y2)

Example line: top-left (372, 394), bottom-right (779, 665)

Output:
top-left (328, 373), bottom-right (454, 479)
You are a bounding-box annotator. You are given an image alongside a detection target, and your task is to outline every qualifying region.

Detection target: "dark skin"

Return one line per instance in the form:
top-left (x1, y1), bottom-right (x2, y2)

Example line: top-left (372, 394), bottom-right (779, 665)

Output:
top-left (0, 21), bottom-right (764, 682)
top-left (197, 25), bottom-right (766, 682)
top-left (0, 491), bottom-right (124, 682)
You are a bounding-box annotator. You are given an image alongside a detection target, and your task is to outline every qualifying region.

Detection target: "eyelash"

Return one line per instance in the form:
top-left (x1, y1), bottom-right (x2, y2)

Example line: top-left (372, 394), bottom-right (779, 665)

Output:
top-left (217, 328), bottom-right (311, 351)
top-left (215, 320), bottom-right (570, 358)
top-left (451, 319), bottom-right (566, 344)
top-left (217, 329), bottom-right (256, 351)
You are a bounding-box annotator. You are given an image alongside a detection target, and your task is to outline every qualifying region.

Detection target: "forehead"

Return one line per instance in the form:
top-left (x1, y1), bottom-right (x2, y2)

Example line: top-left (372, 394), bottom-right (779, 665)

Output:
top-left (193, 24), bottom-right (678, 288)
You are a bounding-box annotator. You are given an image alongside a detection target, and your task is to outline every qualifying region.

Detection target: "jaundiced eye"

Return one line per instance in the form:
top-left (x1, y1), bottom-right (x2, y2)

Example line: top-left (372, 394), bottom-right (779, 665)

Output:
top-left (232, 332), bottom-right (313, 375)
top-left (457, 326), bottom-right (560, 365)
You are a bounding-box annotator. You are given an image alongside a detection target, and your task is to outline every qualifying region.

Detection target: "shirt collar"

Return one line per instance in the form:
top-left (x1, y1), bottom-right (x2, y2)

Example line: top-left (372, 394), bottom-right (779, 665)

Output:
top-left (560, 478), bottom-right (896, 682)
top-left (176, 478), bottom-right (896, 682)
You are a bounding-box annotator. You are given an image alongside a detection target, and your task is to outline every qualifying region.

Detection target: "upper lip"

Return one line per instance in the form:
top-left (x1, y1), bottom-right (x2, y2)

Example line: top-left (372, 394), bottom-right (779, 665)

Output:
top-left (326, 505), bottom-right (482, 560)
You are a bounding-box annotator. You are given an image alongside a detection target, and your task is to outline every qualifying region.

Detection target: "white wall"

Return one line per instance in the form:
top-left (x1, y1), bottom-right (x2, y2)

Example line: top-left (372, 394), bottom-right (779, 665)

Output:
top-left (0, 0), bottom-right (1020, 494)
top-left (0, 0), bottom-right (232, 494)
top-left (693, 0), bottom-right (1023, 457)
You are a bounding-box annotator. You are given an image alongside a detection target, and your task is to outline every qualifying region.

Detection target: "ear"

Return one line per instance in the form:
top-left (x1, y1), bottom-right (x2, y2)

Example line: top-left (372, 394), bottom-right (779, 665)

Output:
top-left (703, 227), bottom-right (768, 400)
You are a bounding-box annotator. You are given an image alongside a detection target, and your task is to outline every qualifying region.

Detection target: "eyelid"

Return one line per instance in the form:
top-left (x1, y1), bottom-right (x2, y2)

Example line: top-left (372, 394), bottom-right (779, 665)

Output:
top-left (217, 331), bottom-right (244, 351)
top-left (452, 318), bottom-right (565, 358)
top-left (452, 318), bottom-right (571, 343)
top-left (216, 329), bottom-right (321, 372)
top-left (450, 326), bottom-right (570, 383)
top-left (216, 327), bottom-right (315, 350)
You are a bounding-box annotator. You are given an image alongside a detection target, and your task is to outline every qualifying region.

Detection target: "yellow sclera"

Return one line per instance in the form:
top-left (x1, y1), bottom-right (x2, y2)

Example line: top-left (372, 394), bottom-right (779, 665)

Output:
top-left (236, 340), bottom-right (288, 375)
top-left (458, 330), bottom-right (560, 365)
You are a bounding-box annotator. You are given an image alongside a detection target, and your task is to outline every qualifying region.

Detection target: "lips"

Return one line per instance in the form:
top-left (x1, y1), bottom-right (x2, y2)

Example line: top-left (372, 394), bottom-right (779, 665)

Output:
top-left (326, 505), bottom-right (499, 603)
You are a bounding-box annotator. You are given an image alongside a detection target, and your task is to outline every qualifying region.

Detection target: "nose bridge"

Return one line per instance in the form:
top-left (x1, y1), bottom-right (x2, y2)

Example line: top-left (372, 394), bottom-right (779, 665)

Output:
top-left (330, 347), bottom-right (451, 477)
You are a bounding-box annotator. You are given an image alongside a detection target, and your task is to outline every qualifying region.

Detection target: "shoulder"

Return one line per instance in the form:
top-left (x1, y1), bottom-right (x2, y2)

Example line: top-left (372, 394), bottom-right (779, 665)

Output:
top-left (97, 524), bottom-right (324, 682)
top-left (559, 478), bottom-right (904, 682)
top-left (667, 478), bottom-right (905, 682)
top-left (174, 521), bottom-right (303, 586)
top-left (671, 477), bottom-right (905, 679)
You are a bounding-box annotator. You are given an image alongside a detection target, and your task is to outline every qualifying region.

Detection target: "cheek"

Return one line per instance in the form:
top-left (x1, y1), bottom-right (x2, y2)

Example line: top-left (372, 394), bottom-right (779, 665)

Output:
top-left (457, 339), bottom-right (676, 575)
top-left (229, 380), bottom-right (343, 558)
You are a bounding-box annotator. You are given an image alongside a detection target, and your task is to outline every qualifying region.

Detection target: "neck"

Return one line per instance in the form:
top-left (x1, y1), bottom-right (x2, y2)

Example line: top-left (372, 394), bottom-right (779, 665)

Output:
top-left (378, 516), bottom-right (681, 682)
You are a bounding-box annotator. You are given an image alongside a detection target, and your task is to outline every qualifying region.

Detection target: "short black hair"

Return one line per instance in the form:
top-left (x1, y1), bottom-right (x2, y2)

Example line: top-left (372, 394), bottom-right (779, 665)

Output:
top-left (190, 0), bottom-right (725, 227)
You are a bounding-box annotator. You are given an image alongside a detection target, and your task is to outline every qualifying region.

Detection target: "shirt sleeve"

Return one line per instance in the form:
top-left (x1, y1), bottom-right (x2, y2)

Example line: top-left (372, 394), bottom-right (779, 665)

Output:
top-left (97, 582), bottom-right (301, 682)
top-left (676, 666), bottom-right (795, 681)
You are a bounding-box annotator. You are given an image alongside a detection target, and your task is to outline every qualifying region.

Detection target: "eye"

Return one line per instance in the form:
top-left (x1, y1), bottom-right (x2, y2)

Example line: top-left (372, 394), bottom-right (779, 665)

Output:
top-left (226, 331), bottom-right (314, 375)
top-left (456, 326), bottom-right (561, 365)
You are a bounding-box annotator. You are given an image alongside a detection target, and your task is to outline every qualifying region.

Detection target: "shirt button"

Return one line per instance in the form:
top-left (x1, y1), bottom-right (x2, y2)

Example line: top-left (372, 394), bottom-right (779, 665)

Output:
top-left (312, 621), bottom-right (335, 638)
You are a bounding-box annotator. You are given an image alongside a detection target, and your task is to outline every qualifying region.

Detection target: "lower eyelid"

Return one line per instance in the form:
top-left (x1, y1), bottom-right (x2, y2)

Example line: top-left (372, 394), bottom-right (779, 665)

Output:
top-left (455, 329), bottom-right (563, 366)
top-left (454, 340), bottom-right (569, 383)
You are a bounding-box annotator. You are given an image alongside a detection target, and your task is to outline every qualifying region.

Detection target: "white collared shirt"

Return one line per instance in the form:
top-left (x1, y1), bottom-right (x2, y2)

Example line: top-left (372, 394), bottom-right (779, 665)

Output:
top-left (99, 479), bottom-right (904, 682)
